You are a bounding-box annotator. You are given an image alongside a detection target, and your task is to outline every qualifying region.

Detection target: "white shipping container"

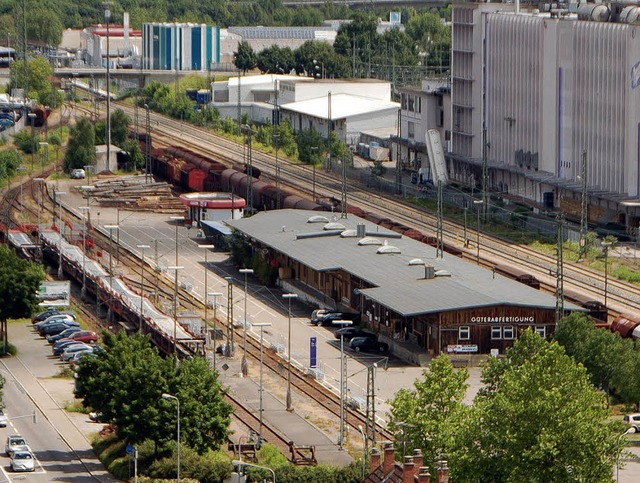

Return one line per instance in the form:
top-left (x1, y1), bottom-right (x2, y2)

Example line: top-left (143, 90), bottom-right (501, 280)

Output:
top-left (369, 146), bottom-right (389, 161)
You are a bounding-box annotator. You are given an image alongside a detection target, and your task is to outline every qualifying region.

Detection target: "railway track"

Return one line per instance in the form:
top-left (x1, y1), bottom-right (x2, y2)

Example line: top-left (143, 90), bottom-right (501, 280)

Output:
top-left (108, 102), bottom-right (640, 319)
top-left (5, 173), bottom-right (392, 454)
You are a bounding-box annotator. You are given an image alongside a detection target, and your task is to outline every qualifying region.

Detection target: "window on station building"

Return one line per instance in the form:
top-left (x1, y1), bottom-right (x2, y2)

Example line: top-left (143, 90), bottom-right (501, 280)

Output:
top-left (491, 326), bottom-right (502, 340)
top-left (408, 121), bottom-right (415, 140)
top-left (534, 326), bottom-right (546, 338)
top-left (503, 325), bottom-right (515, 340)
top-left (459, 326), bottom-right (470, 340)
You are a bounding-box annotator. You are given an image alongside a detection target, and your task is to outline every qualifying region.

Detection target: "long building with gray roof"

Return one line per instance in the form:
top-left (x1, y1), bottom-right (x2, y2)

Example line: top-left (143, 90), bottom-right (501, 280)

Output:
top-left (227, 209), bottom-right (581, 363)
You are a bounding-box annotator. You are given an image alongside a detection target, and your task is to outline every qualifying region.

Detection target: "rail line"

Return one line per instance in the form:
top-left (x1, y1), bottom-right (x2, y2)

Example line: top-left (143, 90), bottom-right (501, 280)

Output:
top-left (108, 102), bottom-right (640, 318)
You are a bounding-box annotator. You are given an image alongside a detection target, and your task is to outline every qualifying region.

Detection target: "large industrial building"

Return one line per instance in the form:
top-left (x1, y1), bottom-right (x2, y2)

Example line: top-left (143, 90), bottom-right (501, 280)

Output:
top-left (142, 23), bottom-right (221, 71)
top-left (449, 1), bottom-right (640, 232)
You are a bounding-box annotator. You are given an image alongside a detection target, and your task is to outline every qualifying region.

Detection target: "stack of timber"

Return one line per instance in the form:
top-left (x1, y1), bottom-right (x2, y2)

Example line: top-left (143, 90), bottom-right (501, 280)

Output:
top-left (76, 175), bottom-right (184, 212)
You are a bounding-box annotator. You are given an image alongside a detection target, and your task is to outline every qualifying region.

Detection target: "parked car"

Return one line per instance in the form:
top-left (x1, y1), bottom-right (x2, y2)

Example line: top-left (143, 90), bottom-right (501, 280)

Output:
top-left (311, 312), bottom-right (361, 327)
top-left (349, 337), bottom-right (389, 353)
top-left (47, 327), bottom-right (82, 343)
top-left (70, 168), bottom-right (86, 179)
top-left (310, 308), bottom-right (341, 320)
top-left (53, 340), bottom-right (87, 356)
top-left (334, 327), bottom-right (376, 341)
top-left (34, 314), bottom-right (77, 330)
top-left (60, 344), bottom-right (93, 361)
top-left (39, 322), bottom-right (78, 337)
top-left (69, 351), bottom-right (98, 365)
top-left (5, 435), bottom-right (28, 456)
top-left (623, 413), bottom-right (640, 433)
top-left (10, 450), bottom-right (35, 472)
top-left (0, 409), bottom-right (7, 427)
top-left (31, 308), bottom-right (61, 323)
top-left (63, 330), bottom-right (98, 344)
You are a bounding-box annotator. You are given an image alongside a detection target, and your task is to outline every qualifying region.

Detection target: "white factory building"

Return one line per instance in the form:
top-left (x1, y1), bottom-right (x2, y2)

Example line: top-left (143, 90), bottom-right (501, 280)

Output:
top-left (450, 1), bottom-right (640, 231)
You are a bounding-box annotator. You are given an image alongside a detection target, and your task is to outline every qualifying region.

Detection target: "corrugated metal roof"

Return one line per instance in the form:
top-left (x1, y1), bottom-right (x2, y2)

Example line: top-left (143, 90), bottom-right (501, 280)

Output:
top-left (227, 210), bottom-right (580, 317)
top-left (281, 93), bottom-right (399, 121)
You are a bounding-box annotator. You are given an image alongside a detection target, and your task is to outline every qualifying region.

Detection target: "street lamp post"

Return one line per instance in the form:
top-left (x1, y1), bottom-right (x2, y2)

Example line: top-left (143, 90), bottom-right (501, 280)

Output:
top-left (137, 244), bottom-right (150, 331)
top-left (253, 322), bottom-right (272, 446)
top-left (167, 266), bottom-right (183, 355)
top-left (473, 199), bottom-right (484, 264)
top-left (161, 393), bottom-right (181, 483)
top-left (144, 104), bottom-right (151, 183)
top-left (16, 166), bottom-right (26, 213)
top-left (104, 225), bottom-right (119, 320)
top-left (54, 191), bottom-right (66, 279)
top-left (239, 268), bottom-right (254, 376)
top-left (79, 206), bottom-right (90, 299)
top-left (208, 291), bottom-right (223, 370)
top-left (282, 293), bottom-right (298, 412)
top-left (310, 146), bottom-right (318, 202)
top-left (617, 427), bottom-right (634, 482)
top-left (334, 319), bottom-right (353, 450)
top-left (199, 244), bottom-right (215, 324)
top-left (358, 424), bottom-right (367, 480)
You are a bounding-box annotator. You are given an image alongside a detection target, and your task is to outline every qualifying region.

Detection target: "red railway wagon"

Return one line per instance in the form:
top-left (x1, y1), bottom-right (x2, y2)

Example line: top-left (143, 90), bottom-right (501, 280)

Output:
top-left (167, 158), bottom-right (186, 185)
top-left (283, 195), bottom-right (304, 209)
top-left (293, 198), bottom-right (323, 211)
top-left (493, 264), bottom-right (541, 290)
top-left (563, 289), bottom-right (607, 321)
top-left (364, 213), bottom-right (390, 225)
top-left (188, 168), bottom-right (208, 192)
top-left (404, 229), bottom-right (425, 241)
top-left (180, 164), bottom-right (195, 190)
top-left (219, 169), bottom-right (239, 192)
top-left (610, 314), bottom-right (640, 338)
top-left (257, 184), bottom-right (280, 211)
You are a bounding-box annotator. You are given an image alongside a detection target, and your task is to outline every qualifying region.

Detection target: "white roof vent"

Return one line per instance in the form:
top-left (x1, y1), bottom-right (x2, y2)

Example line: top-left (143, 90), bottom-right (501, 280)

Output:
top-left (340, 229), bottom-right (357, 237)
top-left (324, 222), bottom-right (346, 230)
top-left (376, 242), bottom-right (401, 254)
top-left (358, 237), bottom-right (383, 246)
top-left (409, 258), bottom-right (424, 266)
top-left (308, 215), bottom-right (330, 223)
top-left (435, 270), bottom-right (452, 277)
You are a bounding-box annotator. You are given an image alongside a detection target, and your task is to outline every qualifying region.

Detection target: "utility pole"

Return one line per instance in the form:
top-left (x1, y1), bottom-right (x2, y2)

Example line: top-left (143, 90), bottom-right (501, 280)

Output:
top-left (436, 180), bottom-right (444, 258)
top-left (327, 92), bottom-right (332, 172)
top-left (395, 109), bottom-right (402, 195)
top-left (365, 364), bottom-right (377, 447)
top-left (225, 277), bottom-right (234, 357)
top-left (340, 153), bottom-right (348, 219)
top-left (554, 213), bottom-right (565, 326)
top-left (578, 150), bottom-right (589, 260)
top-left (482, 127), bottom-right (489, 221)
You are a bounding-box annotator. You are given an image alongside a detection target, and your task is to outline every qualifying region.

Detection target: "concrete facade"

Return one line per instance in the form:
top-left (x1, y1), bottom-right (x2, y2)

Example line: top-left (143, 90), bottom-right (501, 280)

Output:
top-left (450, 2), bottom-right (640, 229)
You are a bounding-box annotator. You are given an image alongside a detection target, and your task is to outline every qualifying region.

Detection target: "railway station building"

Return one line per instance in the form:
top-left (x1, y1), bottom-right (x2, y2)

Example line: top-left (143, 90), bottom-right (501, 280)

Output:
top-left (227, 210), bottom-right (582, 365)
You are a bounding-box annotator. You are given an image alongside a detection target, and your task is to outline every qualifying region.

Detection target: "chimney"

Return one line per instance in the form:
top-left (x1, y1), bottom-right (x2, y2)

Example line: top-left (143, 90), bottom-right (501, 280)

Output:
top-left (413, 449), bottom-right (423, 469)
top-left (357, 223), bottom-right (366, 237)
top-left (418, 466), bottom-right (431, 483)
top-left (370, 447), bottom-right (381, 472)
top-left (436, 459), bottom-right (449, 483)
top-left (424, 265), bottom-right (435, 279)
top-left (403, 456), bottom-right (415, 483)
top-left (383, 444), bottom-right (396, 476)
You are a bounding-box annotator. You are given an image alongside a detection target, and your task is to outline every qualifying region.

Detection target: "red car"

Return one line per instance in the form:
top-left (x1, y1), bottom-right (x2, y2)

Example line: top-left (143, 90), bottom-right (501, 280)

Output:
top-left (64, 331), bottom-right (98, 344)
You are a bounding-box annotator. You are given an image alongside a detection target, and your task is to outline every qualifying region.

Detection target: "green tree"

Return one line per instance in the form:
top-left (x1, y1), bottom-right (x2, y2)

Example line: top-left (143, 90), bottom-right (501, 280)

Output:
top-left (9, 56), bottom-right (54, 101)
top-left (450, 329), bottom-right (621, 482)
top-left (296, 128), bottom-right (325, 164)
top-left (389, 355), bottom-right (469, 471)
top-left (256, 45), bottom-right (295, 74)
top-left (0, 245), bottom-right (46, 353)
top-left (234, 41), bottom-right (257, 74)
top-left (64, 117), bottom-right (95, 172)
top-left (167, 356), bottom-right (233, 454)
top-left (26, 7), bottom-right (63, 47)
top-left (74, 332), bottom-right (174, 447)
top-left (110, 109), bottom-right (131, 147)
top-left (122, 139), bottom-right (145, 171)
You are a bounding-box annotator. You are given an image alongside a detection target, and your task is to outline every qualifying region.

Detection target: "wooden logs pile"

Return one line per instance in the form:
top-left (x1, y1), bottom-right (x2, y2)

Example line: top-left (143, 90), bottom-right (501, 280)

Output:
top-left (76, 175), bottom-right (184, 212)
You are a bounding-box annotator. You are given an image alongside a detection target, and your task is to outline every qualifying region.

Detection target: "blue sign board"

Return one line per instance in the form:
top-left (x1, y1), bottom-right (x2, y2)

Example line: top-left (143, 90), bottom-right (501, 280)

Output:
top-left (310, 337), bottom-right (317, 368)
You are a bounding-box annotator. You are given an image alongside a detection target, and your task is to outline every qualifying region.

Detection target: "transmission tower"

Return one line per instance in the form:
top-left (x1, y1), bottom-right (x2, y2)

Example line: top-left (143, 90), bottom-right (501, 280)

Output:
top-left (577, 150), bottom-right (589, 260)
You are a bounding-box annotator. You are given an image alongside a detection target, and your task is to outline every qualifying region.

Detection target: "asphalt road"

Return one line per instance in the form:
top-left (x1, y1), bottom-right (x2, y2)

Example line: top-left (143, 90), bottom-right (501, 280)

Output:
top-left (0, 320), bottom-right (118, 482)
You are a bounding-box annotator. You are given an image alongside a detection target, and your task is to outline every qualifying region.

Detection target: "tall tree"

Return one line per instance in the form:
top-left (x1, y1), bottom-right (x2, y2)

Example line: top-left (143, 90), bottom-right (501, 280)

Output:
top-left (64, 117), bottom-right (95, 172)
top-left (388, 355), bottom-right (469, 472)
top-left (450, 329), bottom-right (621, 482)
top-left (0, 245), bottom-right (46, 353)
top-left (110, 109), bottom-right (131, 147)
top-left (167, 356), bottom-right (233, 454)
top-left (256, 44), bottom-right (295, 74)
top-left (234, 41), bottom-right (257, 74)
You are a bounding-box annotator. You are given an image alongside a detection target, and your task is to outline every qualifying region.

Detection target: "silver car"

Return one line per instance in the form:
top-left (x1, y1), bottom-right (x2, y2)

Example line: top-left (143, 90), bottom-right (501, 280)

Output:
top-left (10, 450), bottom-right (35, 472)
top-left (0, 409), bottom-right (7, 428)
top-left (60, 344), bottom-right (92, 361)
top-left (5, 435), bottom-right (28, 456)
